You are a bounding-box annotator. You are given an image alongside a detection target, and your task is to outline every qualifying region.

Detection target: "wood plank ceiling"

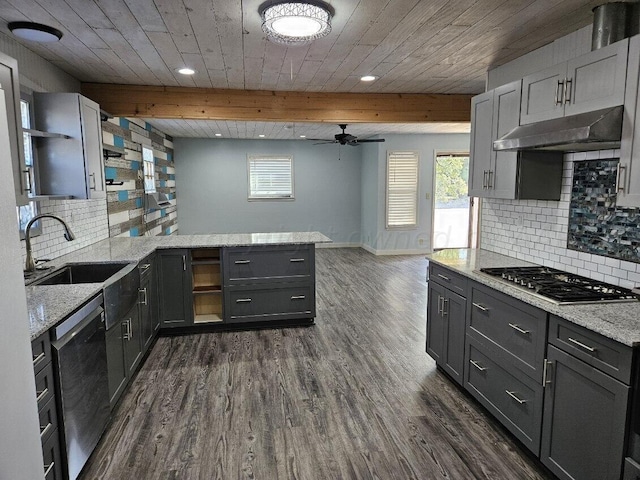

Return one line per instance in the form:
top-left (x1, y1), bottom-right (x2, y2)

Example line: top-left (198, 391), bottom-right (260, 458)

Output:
top-left (0, 0), bottom-right (607, 137)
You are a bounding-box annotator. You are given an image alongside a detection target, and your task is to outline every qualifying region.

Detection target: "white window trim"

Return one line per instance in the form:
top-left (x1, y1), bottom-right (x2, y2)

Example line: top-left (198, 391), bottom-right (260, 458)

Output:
top-left (386, 150), bottom-right (419, 230)
top-left (247, 154), bottom-right (295, 201)
top-left (142, 146), bottom-right (156, 194)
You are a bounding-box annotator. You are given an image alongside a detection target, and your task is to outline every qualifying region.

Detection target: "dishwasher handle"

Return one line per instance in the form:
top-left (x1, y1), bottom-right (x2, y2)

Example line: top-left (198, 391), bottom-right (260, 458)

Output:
top-left (52, 294), bottom-right (104, 341)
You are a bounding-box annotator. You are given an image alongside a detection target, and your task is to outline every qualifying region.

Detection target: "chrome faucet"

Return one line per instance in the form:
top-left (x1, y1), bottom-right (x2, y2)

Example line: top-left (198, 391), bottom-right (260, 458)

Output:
top-left (24, 214), bottom-right (76, 272)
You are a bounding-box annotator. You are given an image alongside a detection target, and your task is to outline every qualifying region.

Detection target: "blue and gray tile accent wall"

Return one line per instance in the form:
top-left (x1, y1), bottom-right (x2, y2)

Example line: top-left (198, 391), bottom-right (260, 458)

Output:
top-left (568, 159), bottom-right (640, 263)
top-left (101, 117), bottom-right (178, 237)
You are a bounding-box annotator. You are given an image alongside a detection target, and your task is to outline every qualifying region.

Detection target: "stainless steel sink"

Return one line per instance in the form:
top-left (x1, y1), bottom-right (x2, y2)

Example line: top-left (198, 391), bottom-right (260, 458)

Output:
top-left (33, 262), bottom-right (132, 285)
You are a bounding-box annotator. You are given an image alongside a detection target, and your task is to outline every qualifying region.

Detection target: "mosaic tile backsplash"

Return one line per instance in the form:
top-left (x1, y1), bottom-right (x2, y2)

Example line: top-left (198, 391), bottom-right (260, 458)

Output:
top-left (568, 159), bottom-right (640, 263)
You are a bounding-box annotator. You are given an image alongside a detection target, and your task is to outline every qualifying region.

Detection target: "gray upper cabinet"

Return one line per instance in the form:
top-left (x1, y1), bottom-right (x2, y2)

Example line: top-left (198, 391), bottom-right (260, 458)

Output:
top-left (619, 34), bottom-right (640, 207)
top-left (468, 90), bottom-right (493, 198)
top-left (490, 81), bottom-right (521, 199)
top-left (521, 39), bottom-right (628, 124)
top-left (0, 52), bottom-right (29, 205)
top-left (33, 93), bottom-right (106, 199)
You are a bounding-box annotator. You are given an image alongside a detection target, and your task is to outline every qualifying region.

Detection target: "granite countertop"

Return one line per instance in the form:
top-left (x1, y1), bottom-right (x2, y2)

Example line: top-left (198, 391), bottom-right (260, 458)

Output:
top-left (27, 232), bottom-right (332, 340)
top-left (426, 248), bottom-right (640, 347)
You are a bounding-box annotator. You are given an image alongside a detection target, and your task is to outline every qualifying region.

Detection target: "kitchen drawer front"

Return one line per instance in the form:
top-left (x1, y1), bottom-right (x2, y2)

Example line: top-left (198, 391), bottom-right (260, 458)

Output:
top-left (226, 284), bottom-right (315, 322)
top-left (465, 335), bottom-right (543, 455)
top-left (429, 263), bottom-right (467, 297)
top-left (34, 362), bottom-right (55, 409)
top-left (469, 283), bottom-right (547, 381)
top-left (548, 315), bottom-right (633, 384)
top-left (38, 396), bottom-right (59, 444)
top-left (42, 427), bottom-right (63, 480)
top-left (623, 457), bottom-right (640, 480)
top-left (31, 332), bottom-right (51, 374)
top-left (223, 245), bottom-right (313, 284)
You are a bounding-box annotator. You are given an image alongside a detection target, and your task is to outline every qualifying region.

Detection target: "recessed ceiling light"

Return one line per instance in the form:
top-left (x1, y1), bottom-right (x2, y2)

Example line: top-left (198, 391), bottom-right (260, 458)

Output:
top-left (260, 1), bottom-right (333, 45)
top-left (176, 67), bottom-right (196, 75)
top-left (215, 133), bottom-right (222, 137)
top-left (299, 135), bottom-right (306, 138)
top-left (8, 22), bottom-right (63, 42)
top-left (258, 134), bottom-right (266, 138)
top-left (360, 75), bottom-right (378, 82)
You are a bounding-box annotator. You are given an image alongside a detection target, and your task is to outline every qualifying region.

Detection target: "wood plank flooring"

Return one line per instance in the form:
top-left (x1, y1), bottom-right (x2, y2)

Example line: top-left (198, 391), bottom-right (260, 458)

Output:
top-left (81, 248), bottom-right (551, 480)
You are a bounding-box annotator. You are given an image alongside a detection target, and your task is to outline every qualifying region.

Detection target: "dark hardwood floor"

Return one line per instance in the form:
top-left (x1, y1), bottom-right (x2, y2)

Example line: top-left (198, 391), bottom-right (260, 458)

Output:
top-left (81, 248), bottom-right (551, 480)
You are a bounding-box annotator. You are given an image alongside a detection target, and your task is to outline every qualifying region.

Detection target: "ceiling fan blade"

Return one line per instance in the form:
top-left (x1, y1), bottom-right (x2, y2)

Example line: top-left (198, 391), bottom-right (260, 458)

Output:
top-left (352, 138), bottom-right (386, 143)
top-left (306, 138), bottom-right (334, 142)
top-left (313, 141), bottom-right (337, 145)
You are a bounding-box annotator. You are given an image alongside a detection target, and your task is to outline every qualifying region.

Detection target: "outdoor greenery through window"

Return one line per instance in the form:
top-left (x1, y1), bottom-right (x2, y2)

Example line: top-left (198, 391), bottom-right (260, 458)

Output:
top-left (386, 151), bottom-right (419, 228)
top-left (433, 153), bottom-right (471, 249)
top-left (248, 155), bottom-right (294, 200)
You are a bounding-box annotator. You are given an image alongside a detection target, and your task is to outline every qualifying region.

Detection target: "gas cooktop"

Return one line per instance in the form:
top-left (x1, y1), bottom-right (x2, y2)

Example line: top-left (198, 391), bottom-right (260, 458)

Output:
top-left (479, 266), bottom-right (639, 304)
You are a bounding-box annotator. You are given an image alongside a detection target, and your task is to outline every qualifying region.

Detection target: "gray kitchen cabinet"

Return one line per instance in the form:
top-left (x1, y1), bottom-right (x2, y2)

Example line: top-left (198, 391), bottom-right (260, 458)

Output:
top-left (623, 458), bottom-right (640, 480)
top-left (0, 52), bottom-right (29, 205)
top-left (619, 34), bottom-right (640, 207)
top-left (122, 302), bottom-right (142, 377)
top-left (520, 39), bottom-right (628, 124)
top-left (158, 249), bottom-right (193, 328)
top-left (222, 244), bottom-right (316, 324)
top-left (426, 263), bottom-right (467, 386)
top-left (540, 344), bottom-right (629, 480)
top-left (33, 92), bottom-right (106, 199)
top-left (468, 80), bottom-right (563, 200)
top-left (105, 323), bottom-right (127, 408)
top-left (138, 255), bottom-right (157, 351)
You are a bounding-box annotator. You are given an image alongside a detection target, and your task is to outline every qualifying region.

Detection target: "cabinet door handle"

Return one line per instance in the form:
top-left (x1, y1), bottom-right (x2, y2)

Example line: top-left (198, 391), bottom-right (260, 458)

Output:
top-left (617, 164), bottom-right (628, 193)
top-left (437, 295), bottom-right (443, 315)
top-left (567, 337), bottom-right (596, 352)
top-left (141, 263), bottom-right (151, 270)
top-left (437, 273), bottom-right (450, 282)
top-left (291, 295), bottom-right (306, 300)
top-left (555, 80), bottom-right (564, 105)
top-left (36, 387), bottom-right (49, 404)
top-left (543, 359), bottom-right (553, 386)
top-left (89, 172), bottom-right (97, 190)
top-left (44, 462), bottom-right (55, 477)
top-left (40, 422), bottom-right (53, 438)
top-left (482, 170), bottom-right (488, 189)
top-left (139, 287), bottom-right (148, 305)
top-left (122, 320), bottom-right (130, 340)
top-left (128, 319), bottom-right (133, 340)
top-left (487, 170), bottom-right (494, 189)
top-left (506, 390), bottom-right (527, 404)
top-left (32, 352), bottom-right (46, 366)
top-left (472, 302), bottom-right (489, 312)
top-left (289, 258), bottom-right (305, 262)
top-left (442, 298), bottom-right (449, 316)
top-left (508, 323), bottom-right (530, 335)
top-left (234, 260), bottom-right (251, 264)
top-left (564, 78), bottom-right (572, 104)
top-left (22, 167), bottom-right (32, 194)
top-left (236, 298), bottom-right (252, 303)
top-left (182, 255), bottom-right (186, 271)
top-left (470, 359), bottom-right (486, 371)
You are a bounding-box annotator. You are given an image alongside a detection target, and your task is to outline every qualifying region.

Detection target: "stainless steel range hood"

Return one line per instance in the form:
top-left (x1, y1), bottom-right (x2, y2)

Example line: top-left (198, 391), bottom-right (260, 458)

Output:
top-left (493, 106), bottom-right (623, 152)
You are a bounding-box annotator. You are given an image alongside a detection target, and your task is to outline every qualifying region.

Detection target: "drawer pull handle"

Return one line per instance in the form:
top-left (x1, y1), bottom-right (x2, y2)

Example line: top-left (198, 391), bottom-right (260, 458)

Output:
top-left (506, 390), bottom-right (527, 404)
top-left (236, 298), bottom-right (252, 303)
top-left (543, 359), bottom-right (553, 386)
top-left (291, 295), bottom-right (306, 300)
top-left (44, 462), bottom-right (55, 477)
top-left (36, 387), bottom-right (49, 404)
top-left (567, 337), bottom-right (596, 352)
top-left (33, 352), bottom-right (46, 365)
top-left (508, 323), bottom-right (530, 335)
top-left (290, 258), bottom-right (305, 262)
top-left (469, 359), bottom-right (486, 371)
top-left (40, 422), bottom-right (53, 438)
top-left (235, 260), bottom-right (251, 264)
top-left (472, 302), bottom-right (489, 312)
top-left (437, 273), bottom-right (450, 281)
top-left (139, 287), bottom-right (148, 305)
top-left (141, 263), bottom-right (151, 270)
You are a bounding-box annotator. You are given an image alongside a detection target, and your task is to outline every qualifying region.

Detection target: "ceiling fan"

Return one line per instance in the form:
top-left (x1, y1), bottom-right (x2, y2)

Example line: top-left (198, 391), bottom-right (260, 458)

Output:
top-left (307, 124), bottom-right (386, 146)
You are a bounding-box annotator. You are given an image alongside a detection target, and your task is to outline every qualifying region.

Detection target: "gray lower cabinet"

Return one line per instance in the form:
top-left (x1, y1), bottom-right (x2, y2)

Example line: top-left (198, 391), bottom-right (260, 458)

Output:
top-left (122, 303), bottom-right (143, 377)
top-left (138, 255), bottom-right (157, 351)
top-left (157, 249), bottom-right (193, 328)
top-left (426, 264), bottom-right (467, 386)
top-left (623, 458), bottom-right (640, 480)
top-left (105, 324), bottom-right (127, 407)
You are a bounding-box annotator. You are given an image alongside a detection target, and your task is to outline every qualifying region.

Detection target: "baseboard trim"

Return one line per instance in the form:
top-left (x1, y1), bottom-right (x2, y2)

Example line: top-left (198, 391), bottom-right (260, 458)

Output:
top-left (360, 244), bottom-right (430, 256)
top-left (316, 242), bottom-right (361, 249)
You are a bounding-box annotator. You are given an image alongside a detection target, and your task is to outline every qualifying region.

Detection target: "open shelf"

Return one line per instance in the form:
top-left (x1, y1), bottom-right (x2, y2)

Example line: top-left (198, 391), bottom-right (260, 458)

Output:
top-left (191, 248), bottom-right (223, 323)
top-left (193, 286), bottom-right (222, 294)
top-left (194, 313), bottom-right (224, 323)
top-left (191, 259), bottom-right (221, 265)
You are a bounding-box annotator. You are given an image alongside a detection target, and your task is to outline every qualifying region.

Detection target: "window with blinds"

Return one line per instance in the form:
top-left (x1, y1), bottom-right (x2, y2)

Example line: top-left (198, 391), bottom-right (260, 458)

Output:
top-left (386, 151), bottom-right (419, 228)
top-left (248, 155), bottom-right (294, 200)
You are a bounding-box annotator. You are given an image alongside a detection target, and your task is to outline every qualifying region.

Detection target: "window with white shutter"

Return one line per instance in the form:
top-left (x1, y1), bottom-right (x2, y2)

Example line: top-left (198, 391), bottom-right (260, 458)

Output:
top-left (248, 155), bottom-right (294, 200)
top-left (386, 151), bottom-right (419, 229)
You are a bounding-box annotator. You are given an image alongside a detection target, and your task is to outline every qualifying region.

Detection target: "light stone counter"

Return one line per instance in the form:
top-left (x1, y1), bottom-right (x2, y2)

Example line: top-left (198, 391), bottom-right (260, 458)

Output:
top-left (27, 232), bottom-right (332, 340)
top-left (426, 248), bottom-right (640, 347)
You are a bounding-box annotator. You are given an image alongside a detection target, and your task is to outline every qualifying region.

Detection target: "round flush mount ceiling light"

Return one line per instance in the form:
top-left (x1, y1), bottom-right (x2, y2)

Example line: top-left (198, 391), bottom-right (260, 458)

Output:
top-left (8, 22), bottom-right (63, 42)
top-left (360, 75), bottom-right (378, 82)
top-left (176, 67), bottom-right (196, 75)
top-left (259, 1), bottom-right (333, 45)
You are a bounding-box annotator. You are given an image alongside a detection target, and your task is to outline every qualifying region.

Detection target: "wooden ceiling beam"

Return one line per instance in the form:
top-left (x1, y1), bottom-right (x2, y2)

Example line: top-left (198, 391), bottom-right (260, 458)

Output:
top-left (81, 83), bottom-right (472, 123)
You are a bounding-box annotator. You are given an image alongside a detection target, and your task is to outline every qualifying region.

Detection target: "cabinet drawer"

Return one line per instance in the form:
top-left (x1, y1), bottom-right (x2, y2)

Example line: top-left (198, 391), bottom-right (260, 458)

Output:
top-left (465, 335), bottom-right (543, 455)
top-left (38, 396), bottom-right (58, 444)
top-left (623, 457), bottom-right (640, 480)
top-left (469, 283), bottom-right (547, 381)
top-left (34, 362), bottom-right (55, 410)
top-left (549, 315), bottom-right (633, 384)
top-left (31, 332), bottom-right (51, 374)
top-left (429, 263), bottom-right (467, 297)
top-left (42, 427), bottom-right (63, 480)
top-left (227, 284), bottom-right (314, 322)
top-left (224, 245), bottom-right (313, 284)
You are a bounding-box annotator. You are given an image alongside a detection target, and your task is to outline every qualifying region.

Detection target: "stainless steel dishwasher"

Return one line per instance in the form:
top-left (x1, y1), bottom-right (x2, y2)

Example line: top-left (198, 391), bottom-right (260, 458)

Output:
top-left (51, 293), bottom-right (110, 480)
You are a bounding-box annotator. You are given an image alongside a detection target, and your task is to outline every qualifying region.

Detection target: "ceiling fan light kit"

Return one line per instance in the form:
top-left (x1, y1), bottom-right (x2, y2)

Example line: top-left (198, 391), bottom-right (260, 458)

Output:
top-left (8, 21), bottom-right (63, 42)
top-left (260, 1), bottom-right (333, 45)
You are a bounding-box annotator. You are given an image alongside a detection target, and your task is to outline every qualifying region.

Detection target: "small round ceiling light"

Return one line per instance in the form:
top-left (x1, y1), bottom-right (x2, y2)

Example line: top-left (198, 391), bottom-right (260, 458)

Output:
top-left (176, 67), bottom-right (196, 75)
top-left (215, 133), bottom-right (222, 137)
top-left (260, 1), bottom-right (333, 45)
top-left (8, 22), bottom-right (63, 43)
top-left (258, 134), bottom-right (266, 138)
top-left (360, 75), bottom-right (378, 82)
top-left (299, 135), bottom-right (306, 138)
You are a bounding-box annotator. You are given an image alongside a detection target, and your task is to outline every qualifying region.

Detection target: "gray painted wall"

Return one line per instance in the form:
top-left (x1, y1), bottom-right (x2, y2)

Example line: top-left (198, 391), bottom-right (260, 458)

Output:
top-left (174, 138), bottom-right (362, 244)
top-left (360, 142), bottom-right (379, 249)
